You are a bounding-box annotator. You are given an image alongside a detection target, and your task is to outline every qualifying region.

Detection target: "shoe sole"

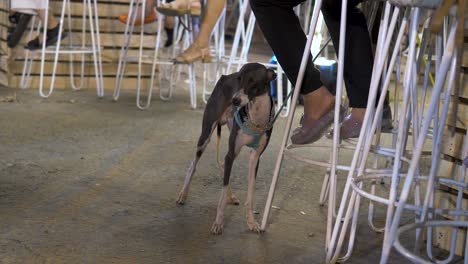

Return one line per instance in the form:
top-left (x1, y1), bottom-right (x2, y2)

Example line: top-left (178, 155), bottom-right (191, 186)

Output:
top-left (156, 7), bottom-right (200, 16)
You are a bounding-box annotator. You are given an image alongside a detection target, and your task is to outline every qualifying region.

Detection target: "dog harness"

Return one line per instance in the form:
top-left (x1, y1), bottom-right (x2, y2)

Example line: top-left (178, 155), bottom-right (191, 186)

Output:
top-left (234, 103), bottom-right (274, 149)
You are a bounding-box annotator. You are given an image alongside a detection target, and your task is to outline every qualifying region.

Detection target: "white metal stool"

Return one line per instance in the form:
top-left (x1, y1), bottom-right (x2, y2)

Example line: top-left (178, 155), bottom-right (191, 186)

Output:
top-left (112, 0), bottom-right (169, 110)
top-left (257, 0), bottom-right (358, 230)
top-left (380, 2), bottom-right (466, 263)
top-left (323, 1), bottom-right (466, 263)
top-left (255, 0), bottom-right (404, 262)
top-left (20, 0), bottom-right (104, 98)
top-left (158, 12), bottom-right (199, 109)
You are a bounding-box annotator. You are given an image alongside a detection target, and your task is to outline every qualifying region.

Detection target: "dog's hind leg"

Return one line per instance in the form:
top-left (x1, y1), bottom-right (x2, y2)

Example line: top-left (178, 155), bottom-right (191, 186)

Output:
top-left (177, 122), bottom-right (218, 205)
top-left (216, 124), bottom-right (240, 206)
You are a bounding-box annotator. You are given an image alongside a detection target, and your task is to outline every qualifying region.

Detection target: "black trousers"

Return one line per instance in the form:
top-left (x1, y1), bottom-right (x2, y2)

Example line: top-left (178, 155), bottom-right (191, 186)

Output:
top-left (250, 0), bottom-right (374, 108)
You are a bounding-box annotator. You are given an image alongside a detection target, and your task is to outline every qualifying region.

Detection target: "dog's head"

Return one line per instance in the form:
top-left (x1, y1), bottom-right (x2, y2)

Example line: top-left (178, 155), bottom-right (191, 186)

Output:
top-left (232, 63), bottom-right (277, 106)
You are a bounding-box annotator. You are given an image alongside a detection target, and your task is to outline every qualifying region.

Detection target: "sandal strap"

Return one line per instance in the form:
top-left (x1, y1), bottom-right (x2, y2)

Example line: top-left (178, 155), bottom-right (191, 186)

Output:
top-left (192, 42), bottom-right (209, 58)
top-left (174, 42), bottom-right (211, 63)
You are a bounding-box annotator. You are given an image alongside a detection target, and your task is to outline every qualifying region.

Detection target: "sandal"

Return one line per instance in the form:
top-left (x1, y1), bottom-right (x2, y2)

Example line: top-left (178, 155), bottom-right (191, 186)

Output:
top-left (174, 42), bottom-right (212, 64)
top-left (326, 104), bottom-right (394, 140)
top-left (118, 10), bottom-right (157, 26)
top-left (291, 105), bottom-right (346, 145)
top-left (326, 112), bottom-right (363, 140)
top-left (156, 0), bottom-right (201, 16)
top-left (25, 23), bottom-right (68, 51)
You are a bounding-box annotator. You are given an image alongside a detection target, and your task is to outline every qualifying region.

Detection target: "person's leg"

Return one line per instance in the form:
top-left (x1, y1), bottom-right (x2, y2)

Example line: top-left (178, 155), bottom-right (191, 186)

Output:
top-left (7, 9), bottom-right (33, 48)
top-left (164, 16), bottom-right (175, 47)
top-left (321, 0), bottom-right (373, 137)
top-left (35, 9), bottom-right (59, 43)
top-left (174, 0), bottom-right (226, 63)
top-left (118, 0), bottom-right (157, 25)
top-left (37, 9), bottom-right (58, 29)
top-left (250, 0), bottom-right (336, 144)
top-left (25, 8), bottom-right (67, 50)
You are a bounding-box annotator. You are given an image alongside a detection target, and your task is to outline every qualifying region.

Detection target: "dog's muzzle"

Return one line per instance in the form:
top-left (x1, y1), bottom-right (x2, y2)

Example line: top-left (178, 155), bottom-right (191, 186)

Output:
top-left (232, 90), bottom-right (249, 107)
top-left (232, 97), bottom-right (241, 106)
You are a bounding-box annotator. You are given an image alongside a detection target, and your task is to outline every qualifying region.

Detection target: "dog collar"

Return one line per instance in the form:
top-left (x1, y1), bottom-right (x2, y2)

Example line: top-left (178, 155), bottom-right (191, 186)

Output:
top-left (234, 103), bottom-right (274, 149)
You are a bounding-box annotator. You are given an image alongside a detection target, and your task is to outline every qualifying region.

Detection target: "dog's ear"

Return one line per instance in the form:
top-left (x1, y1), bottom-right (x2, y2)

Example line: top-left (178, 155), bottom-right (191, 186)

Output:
top-left (237, 73), bottom-right (246, 89)
top-left (236, 70), bottom-right (253, 90)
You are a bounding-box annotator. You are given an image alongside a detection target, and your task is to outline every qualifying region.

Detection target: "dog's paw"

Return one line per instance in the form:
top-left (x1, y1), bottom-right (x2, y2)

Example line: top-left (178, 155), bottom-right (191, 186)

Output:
top-left (227, 194), bottom-right (240, 206)
top-left (211, 221), bottom-right (224, 235)
top-left (247, 220), bottom-right (261, 234)
top-left (176, 191), bottom-right (187, 205)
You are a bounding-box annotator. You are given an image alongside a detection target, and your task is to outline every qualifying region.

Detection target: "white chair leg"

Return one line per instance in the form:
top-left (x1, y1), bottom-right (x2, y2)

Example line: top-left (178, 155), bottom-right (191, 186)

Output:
top-left (225, 0), bottom-right (248, 74)
top-left (27, 0), bottom-right (103, 98)
top-left (260, 0), bottom-right (325, 232)
top-left (113, 0), bottom-right (137, 102)
top-left (87, 0), bottom-right (104, 98)
top-left (135, 0), bottom-right (148, 108)
top-left (326, 4), bottom-right (401, 262)
top-left (20, 15), bottom-right (39, 89)
top-left (38, 0), bottom-right (60, 98)
top-left (68, 0), bottom-right (85, 91)
top-left (140, 1), bottom-right (165, 110)
top-left (380, 18), bottom-right (458, 264)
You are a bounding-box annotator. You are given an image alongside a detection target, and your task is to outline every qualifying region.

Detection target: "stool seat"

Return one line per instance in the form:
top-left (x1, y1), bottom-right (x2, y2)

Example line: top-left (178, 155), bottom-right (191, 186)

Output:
top-left (389, 0), bottom-right (442, 8)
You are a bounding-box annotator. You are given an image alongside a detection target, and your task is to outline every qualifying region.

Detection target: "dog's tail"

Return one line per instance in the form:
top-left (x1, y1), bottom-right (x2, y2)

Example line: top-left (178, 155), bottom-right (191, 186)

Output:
top-left (216, 124), bottom-right (224, 171)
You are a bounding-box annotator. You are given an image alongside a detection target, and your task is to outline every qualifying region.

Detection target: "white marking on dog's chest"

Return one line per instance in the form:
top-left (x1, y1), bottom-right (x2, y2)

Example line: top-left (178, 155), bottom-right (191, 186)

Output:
top-left (245, 94), bottom-right (273, 130)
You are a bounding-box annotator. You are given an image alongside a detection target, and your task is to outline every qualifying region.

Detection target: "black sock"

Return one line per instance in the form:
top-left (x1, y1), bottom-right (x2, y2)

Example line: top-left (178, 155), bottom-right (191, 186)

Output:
top-left (164, 27), bottom-right (173, 47)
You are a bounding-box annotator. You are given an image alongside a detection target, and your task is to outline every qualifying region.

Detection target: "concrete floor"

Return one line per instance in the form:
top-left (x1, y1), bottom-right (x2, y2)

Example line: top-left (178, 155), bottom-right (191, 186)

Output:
top-left (0, 85), bottom-right (417, 264)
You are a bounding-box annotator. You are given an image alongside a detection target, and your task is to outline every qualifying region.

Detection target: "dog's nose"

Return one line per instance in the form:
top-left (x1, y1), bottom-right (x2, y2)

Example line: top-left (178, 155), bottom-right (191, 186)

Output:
top-left (232, 97), bottom-right (241, 106)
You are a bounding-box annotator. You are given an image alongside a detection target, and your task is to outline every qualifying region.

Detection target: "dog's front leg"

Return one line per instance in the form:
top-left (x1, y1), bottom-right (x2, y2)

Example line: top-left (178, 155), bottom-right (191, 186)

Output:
top-left (212, 151), bottom-right (236, 235)
top-left (176, 157), bottom-right (198, 204)
top-left (177, 122), bottom-right (219, 205)
top-left (212, 130), bottom-right (242, 235)
top-left (245, 147), bottom-right (262, 233)
top-left (212, 185), bottom-right (229, 235)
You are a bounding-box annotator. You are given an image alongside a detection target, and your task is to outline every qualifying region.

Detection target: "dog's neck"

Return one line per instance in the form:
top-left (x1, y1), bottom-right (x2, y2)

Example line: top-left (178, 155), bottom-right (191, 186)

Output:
top-left (246, 93), bottom-right (272, 127)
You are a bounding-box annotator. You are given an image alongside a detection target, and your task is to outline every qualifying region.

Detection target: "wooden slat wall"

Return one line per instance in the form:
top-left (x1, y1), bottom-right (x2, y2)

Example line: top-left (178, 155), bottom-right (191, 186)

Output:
top-left (441, 47), bottom-right (468, 165)
top-left (0, 3), bottom-right (9, 87)
top-left (7, 0), bottom-right (160, 90)
top-left (433, 34), bottom-right (468, 256)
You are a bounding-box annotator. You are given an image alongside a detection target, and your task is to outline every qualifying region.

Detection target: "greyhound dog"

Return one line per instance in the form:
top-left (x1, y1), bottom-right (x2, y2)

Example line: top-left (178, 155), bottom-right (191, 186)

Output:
top-left (176, 63), bottom-right (276, 234)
